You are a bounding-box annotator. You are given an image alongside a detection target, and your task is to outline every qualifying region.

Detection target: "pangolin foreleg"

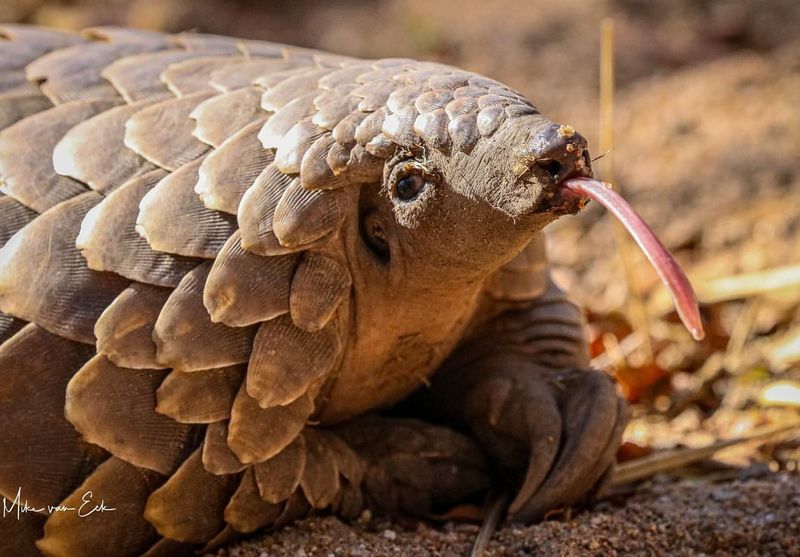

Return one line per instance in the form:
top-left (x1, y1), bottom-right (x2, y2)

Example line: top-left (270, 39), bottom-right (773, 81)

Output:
top-left (409, 279), bottom-right (628, 522)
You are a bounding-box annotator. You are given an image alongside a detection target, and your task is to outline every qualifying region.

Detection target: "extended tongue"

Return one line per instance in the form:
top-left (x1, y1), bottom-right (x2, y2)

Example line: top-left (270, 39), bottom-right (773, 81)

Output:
top-left (563, 177), bottom-right (705, 341)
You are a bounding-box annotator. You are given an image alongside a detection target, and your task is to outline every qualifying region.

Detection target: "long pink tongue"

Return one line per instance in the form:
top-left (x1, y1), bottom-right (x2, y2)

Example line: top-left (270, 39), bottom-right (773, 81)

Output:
top-left (564, 177), bottom-right (705, 341)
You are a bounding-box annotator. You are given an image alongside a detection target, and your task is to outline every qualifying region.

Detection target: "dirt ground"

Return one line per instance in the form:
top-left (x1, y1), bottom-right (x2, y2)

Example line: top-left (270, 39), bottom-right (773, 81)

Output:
top-left (218, 472), bottom-right (800, 557)
top-left (4, 0), bottom-right (800, 555)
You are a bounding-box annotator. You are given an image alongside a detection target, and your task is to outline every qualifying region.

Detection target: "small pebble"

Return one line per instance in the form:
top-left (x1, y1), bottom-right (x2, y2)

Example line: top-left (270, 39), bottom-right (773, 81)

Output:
top-left (383, 529), bottom-right (397, 541)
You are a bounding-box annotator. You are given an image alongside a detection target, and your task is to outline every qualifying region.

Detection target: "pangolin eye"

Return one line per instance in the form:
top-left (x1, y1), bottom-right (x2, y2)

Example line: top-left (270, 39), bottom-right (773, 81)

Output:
top-left (395, 174), bottom-right (425, 201)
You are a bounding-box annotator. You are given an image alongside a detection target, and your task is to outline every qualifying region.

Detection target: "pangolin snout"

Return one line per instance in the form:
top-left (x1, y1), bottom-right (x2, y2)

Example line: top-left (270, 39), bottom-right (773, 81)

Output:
top-left (528, 123), bottom-right (592, 183)
top-left (524, 123), bottom-right (593, 214)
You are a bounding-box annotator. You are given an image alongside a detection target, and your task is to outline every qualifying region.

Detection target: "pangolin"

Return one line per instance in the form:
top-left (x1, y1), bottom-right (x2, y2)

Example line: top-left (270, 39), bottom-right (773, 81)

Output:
top-left (0, 25), bottom-right (703, 557)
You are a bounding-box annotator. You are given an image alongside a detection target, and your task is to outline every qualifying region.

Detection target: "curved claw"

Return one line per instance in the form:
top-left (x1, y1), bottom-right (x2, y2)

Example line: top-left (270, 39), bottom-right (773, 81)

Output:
top-left (509, 390), bottom-right (563, 512)
top-left (463, 366), bottom-right (562, 497)
top-left (509, 370), bottom-right (626, 522)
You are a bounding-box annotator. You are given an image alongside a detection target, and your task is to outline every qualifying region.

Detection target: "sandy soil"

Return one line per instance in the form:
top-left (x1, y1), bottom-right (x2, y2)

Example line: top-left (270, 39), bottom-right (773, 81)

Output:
top-left (216, 472), bottom-right (799, 557)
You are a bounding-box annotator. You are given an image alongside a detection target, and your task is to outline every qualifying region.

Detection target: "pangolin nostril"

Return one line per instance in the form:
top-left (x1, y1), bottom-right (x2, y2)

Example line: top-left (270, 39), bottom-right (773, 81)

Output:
top-left (526, 123), bottom-right (591, 184)
top-left (539, 159), bottom-right (563, 180)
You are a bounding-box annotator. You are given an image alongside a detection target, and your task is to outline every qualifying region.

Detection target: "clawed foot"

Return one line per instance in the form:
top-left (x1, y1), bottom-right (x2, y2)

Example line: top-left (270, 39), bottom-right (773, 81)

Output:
top-left (335, 416), bottom-right (491, 517)
top-left (461, 359), bottom-right (628, 521)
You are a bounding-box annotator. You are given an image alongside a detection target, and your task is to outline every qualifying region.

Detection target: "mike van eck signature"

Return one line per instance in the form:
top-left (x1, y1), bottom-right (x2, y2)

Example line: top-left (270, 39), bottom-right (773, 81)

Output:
top-left (2, 487), bottom-right (116, 520)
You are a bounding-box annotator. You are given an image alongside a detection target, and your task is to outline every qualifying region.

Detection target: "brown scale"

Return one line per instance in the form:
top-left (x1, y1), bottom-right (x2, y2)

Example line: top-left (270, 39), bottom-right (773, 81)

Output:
top-left (156, 365), bottom-right (245, 426)
top-left (136, 158), bottom-right (237, 258)
top-left (77, 169), bottom-right (200, 287)
top-left (191, 89), bottom-right (266, 149)
top-left (201, 421), bottom-right (249, 475)
top-left (204, 231), bottom-right (298, 327)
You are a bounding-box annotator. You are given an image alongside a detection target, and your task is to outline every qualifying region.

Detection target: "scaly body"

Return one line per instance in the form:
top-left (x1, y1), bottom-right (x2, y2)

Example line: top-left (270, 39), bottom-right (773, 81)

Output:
top-left (0, 24), bottom-right (696, 557)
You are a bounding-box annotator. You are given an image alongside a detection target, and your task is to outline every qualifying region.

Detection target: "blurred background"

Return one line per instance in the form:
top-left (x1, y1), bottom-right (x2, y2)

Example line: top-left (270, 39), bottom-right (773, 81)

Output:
top-left (4, 0), bottom-right (799, 488)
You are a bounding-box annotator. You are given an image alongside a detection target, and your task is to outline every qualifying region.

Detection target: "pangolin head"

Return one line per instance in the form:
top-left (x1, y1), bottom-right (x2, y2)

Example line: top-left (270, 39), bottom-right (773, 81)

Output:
top-left (319, 63), bottom-right (593, 291)
top-left (353, 112), bottom-right (593, 284)
top-left (300, 61), bottom-right (594, 419)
